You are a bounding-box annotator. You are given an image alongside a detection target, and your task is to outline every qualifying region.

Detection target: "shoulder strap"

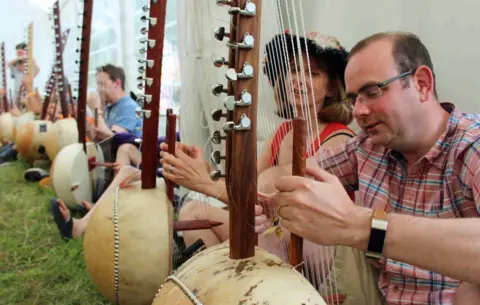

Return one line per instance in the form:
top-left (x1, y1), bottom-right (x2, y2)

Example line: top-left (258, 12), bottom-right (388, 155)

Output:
top-left (269, 121), bottom-right (293, 167)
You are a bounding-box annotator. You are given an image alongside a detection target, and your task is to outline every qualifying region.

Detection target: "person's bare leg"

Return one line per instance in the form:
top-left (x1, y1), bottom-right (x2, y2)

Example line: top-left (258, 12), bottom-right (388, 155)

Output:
top-left (115, 143), bottom-right (141, 168)
top-left (178, 200), bottom-right (230, 248)
top-left (59, 165), bottom-right (141, 239)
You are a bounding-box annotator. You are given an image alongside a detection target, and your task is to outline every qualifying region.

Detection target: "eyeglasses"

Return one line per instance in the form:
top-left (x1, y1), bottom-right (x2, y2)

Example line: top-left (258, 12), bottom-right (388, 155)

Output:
top-left (344, 70), bottom-right (415, 107)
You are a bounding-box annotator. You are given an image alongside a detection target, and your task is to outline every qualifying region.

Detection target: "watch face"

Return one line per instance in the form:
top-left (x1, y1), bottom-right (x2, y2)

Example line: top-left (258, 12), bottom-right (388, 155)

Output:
top-left (367, 228), bottom-right (387, 258)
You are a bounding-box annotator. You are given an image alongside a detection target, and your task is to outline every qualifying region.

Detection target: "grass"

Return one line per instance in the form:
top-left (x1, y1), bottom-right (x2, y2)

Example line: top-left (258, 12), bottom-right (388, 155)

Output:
top-left (0, 161), bottom-right (109, 305)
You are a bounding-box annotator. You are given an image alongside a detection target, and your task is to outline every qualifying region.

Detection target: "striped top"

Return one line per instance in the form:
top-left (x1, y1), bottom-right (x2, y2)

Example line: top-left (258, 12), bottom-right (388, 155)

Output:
top-left (319, 103), bottom-right (480, 304)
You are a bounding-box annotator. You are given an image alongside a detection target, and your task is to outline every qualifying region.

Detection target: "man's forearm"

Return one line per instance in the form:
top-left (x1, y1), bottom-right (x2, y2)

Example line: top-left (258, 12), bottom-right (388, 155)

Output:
top-left (351, 208), bottom-right (480, 284)
top-left (384, 214), bottom-right (480, 284)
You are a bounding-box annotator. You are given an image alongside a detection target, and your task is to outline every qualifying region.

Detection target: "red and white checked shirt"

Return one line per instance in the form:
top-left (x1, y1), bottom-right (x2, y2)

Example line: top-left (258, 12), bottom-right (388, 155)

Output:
top-left (320, 103), bottom-right (480, 304)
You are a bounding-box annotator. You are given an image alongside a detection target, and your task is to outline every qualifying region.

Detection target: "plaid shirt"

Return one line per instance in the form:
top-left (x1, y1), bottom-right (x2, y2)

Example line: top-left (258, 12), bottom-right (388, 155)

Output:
top-left (320, 103), bottom-right (480, 304)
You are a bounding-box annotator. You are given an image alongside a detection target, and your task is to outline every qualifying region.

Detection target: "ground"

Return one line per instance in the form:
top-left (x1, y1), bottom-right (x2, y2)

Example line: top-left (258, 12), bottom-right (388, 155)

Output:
top-left (0, 161), bottom-right (109, 305)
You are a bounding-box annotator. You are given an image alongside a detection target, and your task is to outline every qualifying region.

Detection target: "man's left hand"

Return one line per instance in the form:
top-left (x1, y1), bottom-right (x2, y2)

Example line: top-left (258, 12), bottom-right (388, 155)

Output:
top-left (93, 126), bottom-right (114, 141)
top-left (273, 166), bottom-right (371, 249)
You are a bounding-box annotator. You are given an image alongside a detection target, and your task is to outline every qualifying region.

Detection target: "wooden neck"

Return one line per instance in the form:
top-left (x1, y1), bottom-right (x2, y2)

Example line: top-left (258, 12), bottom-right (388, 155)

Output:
top-left (224, 0), bottom-right (263, 260)
top-left (140, 0), bottom-right (168, 189)
top-left (76, 0), bottom-right (94, 151)
top-left (52, 1), bottom-right (69, 118)
top-left (1, 42), bottom-right (7, 112)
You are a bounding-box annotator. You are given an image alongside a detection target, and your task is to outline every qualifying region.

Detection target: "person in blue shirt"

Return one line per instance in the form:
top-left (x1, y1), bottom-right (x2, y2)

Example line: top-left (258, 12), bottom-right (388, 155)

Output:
top-left (93, 64), bottom-right (143, 140)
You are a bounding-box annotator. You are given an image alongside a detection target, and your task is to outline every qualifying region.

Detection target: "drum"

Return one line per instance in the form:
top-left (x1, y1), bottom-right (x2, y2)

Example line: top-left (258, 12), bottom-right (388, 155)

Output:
top-left (51, 143), bottom-right (92, 209)
top-left (0, 112), bottom-right (16, 143)
top-left (83, 178), bottom-right (173, 305)
top-left (151, 243), bottom-right (326, 305)
top-left (12, 112), bottom-right (36, 142)
top-left (44, 118), bottom-right (78, 161)
top-left (15, 120), bottom-right (52, 164)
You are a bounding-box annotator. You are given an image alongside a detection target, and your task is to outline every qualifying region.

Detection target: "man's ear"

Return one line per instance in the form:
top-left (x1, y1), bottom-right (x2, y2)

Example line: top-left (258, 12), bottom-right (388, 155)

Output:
top-left (414, 66), bottom-right (435, 102)
top-left (115, 79), bottom-right (122, 89)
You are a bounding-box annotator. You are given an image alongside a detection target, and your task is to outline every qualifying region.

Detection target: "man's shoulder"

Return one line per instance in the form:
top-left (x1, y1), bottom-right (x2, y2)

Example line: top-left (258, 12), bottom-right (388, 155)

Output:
top-left (115, 96), bottom-right (139, 112)
top-left (447, 109), bottom-right (480, 169)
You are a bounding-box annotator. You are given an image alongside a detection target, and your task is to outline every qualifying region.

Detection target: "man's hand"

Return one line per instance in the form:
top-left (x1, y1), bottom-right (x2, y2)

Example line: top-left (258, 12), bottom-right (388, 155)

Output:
top-left (273, 166), bottom-right (371, 249)
top-left (93, 126), bottom-right (114, 141)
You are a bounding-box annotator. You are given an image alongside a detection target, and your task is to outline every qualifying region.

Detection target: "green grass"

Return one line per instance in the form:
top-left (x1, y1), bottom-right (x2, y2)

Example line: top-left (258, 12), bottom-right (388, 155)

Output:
top-left (0, 161), bottom-right (109, 305)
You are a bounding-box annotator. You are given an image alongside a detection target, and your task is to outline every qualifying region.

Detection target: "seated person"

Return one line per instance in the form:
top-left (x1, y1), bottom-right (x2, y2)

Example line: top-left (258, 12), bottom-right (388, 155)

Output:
top-left (50, 131), bottom-right (180, 239)
top-left (92, 64), bottom-right (142, 141)
top-left (112, 130), bottom-right (180, 174)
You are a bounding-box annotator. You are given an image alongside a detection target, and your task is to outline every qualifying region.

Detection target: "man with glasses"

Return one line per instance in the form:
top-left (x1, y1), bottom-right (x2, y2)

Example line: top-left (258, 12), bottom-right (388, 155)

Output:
top-left (261, 31), bottom-right (480, 304)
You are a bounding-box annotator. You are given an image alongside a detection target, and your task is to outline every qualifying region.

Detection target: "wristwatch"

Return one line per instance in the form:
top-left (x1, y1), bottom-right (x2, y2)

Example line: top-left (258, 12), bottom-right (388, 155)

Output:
top-left (365, 209), bottom-right (388, 260)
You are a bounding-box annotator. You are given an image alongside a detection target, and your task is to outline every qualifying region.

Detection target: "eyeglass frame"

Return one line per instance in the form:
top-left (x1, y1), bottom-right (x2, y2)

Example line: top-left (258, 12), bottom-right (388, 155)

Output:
top-left (344, 70), bottom-right (416, 107)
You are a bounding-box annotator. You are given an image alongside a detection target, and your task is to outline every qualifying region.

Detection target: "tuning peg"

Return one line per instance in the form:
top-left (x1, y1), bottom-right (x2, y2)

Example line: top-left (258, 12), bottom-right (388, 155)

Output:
top-left (210, 170), bottom-right (225, 181)
top-left (223, 90), bottom-right (252, 111)
top-left (137, 76), bottom-right (153, 87)
top-left (139, 37), bottom-right (156, 49)
top-left (214, 27), bottom-right (230, 41)
top-left (213, 57), bottom-right (228, 68)
top-left (228, 0), bottom-right (256, 16)
top-left (139, 48), bottom-right (147, 55)
top-left (142, 5), bottom-right (149, 12)
top-left (226, 32), bottom-right (255, 49)
top-left (210, 150), bottom-right (225, 165)
top-left (211, 130), bottom-right (226, 144)
top-left (223, 114), bottom-right (251, 132)
top-left (216, 0), bottom-right (232, 5)
top-left (138, 58), bottom-right (155, 68)
top-left (140, 27), bottom-right (148, 35)
top-left (140, 15), bottom-right (157, 26)
top-left (211, 109), bottom-right (226, 121)
top-left (212, 84), bottom-right (227, 96)
top-left (138, 66), bottom-right (145, 74)
top-left (135, 108), bottom-right (151, 119)
top-left (225, 63), bottom-right (254, 81)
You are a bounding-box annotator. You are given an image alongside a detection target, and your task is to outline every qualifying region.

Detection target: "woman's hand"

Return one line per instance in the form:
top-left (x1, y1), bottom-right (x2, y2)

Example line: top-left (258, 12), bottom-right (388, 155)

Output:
top-left (254, 204), bottom-right (271, 234)
top-left (254, 192), bottom-right (277, 234)
top-left (159, 142), bottom-right (216, 195)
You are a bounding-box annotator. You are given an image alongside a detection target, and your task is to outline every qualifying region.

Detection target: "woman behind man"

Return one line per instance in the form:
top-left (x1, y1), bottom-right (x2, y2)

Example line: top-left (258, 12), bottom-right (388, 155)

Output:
top-left (162, 31), bottom-right (353, 253)
top-left (160, 31), bottom-right (384, 304)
